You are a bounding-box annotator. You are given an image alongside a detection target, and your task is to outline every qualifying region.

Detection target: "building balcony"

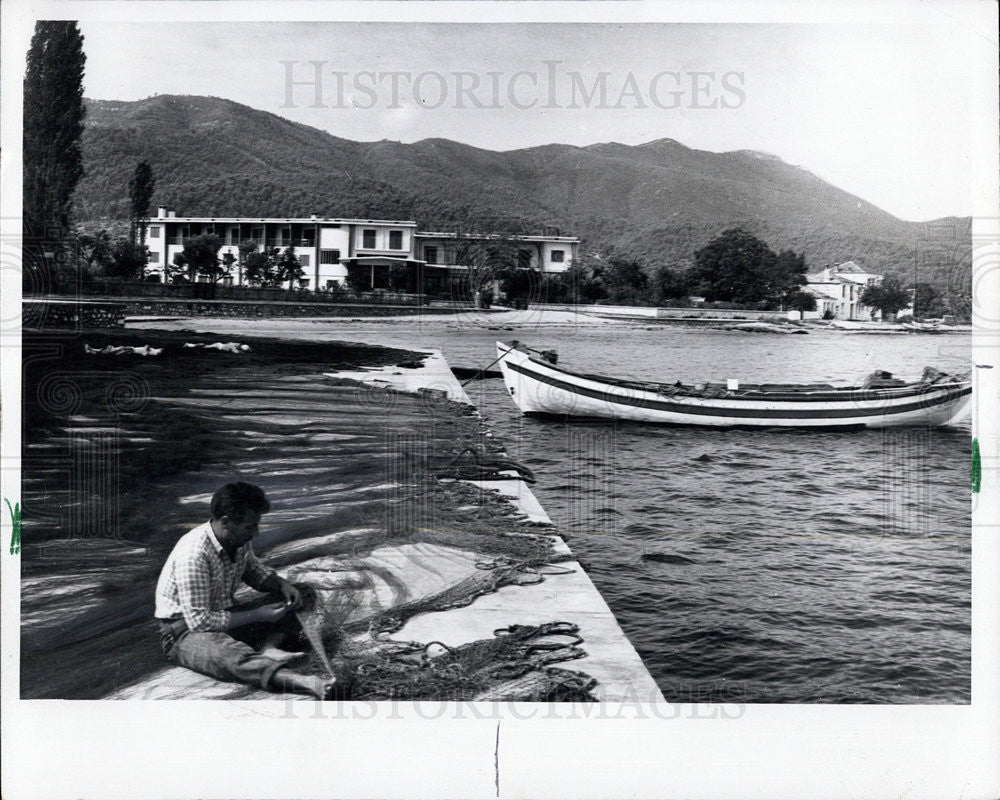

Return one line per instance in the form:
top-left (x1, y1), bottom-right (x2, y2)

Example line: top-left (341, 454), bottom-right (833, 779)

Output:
top-left (356, 247), bottom-right (410, 257)
top-left (266, 238), bottom-right (316, 249)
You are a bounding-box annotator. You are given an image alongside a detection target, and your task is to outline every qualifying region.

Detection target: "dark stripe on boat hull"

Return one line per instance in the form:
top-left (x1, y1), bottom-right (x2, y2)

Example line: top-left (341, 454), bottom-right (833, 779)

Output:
top-left (522, 411), bottom-right (870, 431)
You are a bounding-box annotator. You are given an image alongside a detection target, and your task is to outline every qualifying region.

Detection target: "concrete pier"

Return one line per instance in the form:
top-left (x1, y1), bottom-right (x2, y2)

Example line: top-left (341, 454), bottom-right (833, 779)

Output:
top-left (327, 352), bottom-right (663, 702)
top-left (80, 344), bottom-right (661, 702)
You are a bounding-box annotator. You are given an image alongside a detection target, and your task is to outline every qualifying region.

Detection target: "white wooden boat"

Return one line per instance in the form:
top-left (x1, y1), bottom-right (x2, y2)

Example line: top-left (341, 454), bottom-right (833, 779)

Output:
top-left (496, 342), bottom-right (971, 429)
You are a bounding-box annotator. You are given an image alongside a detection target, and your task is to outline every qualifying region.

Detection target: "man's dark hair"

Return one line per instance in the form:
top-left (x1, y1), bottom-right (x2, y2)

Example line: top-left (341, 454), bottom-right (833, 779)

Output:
top-left (210, 482), bottom-right (270, 521)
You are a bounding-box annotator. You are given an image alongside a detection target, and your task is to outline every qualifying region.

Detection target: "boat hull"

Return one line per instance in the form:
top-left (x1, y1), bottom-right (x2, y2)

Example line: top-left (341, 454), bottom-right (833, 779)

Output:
top-left (496, 343), bottom-right (972, 429)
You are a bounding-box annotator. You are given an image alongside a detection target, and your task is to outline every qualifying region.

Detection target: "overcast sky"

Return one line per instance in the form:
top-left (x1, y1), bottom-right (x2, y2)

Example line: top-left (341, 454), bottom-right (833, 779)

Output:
top-left (70, 15), bottom-right (994, 222)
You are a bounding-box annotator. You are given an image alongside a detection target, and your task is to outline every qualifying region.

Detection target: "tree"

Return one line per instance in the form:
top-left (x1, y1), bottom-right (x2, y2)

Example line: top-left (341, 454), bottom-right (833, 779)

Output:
top-left (243, 246), bottom-right (280, 286)
top-left (275, 246), bottom-right (305, 289)
top-left (108, 238), bottom-right (148, 282)
top-left (912, 282), bottom-right (947, 319)
top-left (691, 229), bottom-right (780, 306)
top-left (76, 229), bottom-right (146, 282)
top-left (652, 265), bottom-right (690, 305)
top-left (172, 234), bottom-right (223, 282)
top-left (23, 21), bottom-right (87, 280)
top-left (785, 290), bottom-right (817, 313)
top-left (603, 257), bottom-right (649, 304)
top-left (773, 249), bottom-right (809, 306)
top-left (498, 265), bottom-right (535, 309)
top-left (129, 161), bottom-right (156, 246)
top-left (566, 254), bottom-right (609, 303)
top-left (861, 276), bottom-right (911, 318)
top-left (77, 229), bottom-right (115, 280)
top-left (237, 240), bottom-right (259, 285)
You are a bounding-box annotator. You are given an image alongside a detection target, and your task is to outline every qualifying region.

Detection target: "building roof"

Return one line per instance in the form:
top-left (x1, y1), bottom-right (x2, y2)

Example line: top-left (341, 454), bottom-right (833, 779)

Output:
top-left (415, 231), bottom-right (579, 243)
top-left (344, 256), bottom-right (426, 265)
top-left (806, 262), bottom-right (882, 285)
top-left (153, 214), bottom-right (418, 226)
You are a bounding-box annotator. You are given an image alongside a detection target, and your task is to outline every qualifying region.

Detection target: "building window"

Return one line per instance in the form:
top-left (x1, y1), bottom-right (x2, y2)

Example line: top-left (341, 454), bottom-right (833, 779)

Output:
top-left (518, 249), bottom-right (532, 269)
top-left (389, 230), bottom-right (403, 250)
top-left (363, 229), bottom-right (376, 249)
top-left (425, 246), bottom-right (438, 264)
top-left (551, 250), bottom-right (564, 263)
top-left (299, 254), bottom-right (311, 267)
top-left (181, 226), bottom-right (190, 238)
top-left (149, 226), bottom-right (160, 239)
top-left (148, 251), bottom-right (159, 263)
top-left (320, 249), bottom-right (341, 264)
top-left (326, 280), bottom-right (337, 289)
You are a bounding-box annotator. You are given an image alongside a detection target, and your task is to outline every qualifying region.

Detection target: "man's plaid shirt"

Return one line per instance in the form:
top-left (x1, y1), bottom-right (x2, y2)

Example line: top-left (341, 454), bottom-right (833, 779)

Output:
top-left (155, 521), bottom-right (276, 631)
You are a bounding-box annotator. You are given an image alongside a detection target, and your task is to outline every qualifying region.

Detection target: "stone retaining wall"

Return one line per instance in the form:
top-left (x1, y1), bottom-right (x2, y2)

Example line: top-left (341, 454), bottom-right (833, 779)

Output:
top-left (23, 300), bottom-right (126, 329)
top-left (25, 297), bottom-right (467, 323)
top-left (122, 300), bottom-right (456, 318)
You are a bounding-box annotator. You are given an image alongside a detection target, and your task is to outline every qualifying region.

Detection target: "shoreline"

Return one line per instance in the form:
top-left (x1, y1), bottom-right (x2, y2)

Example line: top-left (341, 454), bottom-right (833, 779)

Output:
top-left (128, 306), bottom-right (973, 333)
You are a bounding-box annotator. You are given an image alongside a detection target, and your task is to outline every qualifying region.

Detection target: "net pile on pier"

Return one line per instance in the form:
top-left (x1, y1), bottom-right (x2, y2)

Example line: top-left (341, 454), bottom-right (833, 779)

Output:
top-left (298, 614), bottom-right (598, 702)
top-left (261, 520), bottom-right (598, 701)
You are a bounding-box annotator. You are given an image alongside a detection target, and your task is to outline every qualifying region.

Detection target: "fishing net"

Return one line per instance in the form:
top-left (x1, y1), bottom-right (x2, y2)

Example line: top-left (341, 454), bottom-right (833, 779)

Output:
top-left (295, 597), bottom-right (597, 702)
top-left (270, 512), bottom-right (598, 701)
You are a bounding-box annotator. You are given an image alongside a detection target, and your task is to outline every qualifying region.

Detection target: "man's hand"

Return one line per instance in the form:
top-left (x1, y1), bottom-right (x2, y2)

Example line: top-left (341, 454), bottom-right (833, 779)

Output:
top-left (227, 601), bottom-right (289, 629)
top-left (276, 577), bottom-right (302, 611)
top-left (255, 601), bottom-right (290, 624)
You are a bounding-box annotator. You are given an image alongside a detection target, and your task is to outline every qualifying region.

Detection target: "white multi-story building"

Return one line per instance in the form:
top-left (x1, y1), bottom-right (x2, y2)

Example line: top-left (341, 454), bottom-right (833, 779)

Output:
top-left (143, 208), bottom-right (421, 290)
top-left (414, 231), bottom-right (577, 273)
top-left (805, 261), bottom-right (883, 320)
top-left (142, 208), bottom-right (578, 291)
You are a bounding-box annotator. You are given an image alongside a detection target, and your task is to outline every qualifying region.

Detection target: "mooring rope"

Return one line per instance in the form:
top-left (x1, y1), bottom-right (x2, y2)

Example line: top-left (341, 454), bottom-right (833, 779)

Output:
top-left (437, 446), bottom-right (537, 483)
top-left (460, 341), bottom-right (517, 386)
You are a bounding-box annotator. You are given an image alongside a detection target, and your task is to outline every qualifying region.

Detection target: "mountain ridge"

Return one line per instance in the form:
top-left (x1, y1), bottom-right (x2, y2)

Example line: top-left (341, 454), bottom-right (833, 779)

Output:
top-left (75, 94), bottom-right (970, 287)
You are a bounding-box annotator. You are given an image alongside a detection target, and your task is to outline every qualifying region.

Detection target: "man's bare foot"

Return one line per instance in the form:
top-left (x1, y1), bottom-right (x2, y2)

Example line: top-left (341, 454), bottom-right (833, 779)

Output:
top-left (318, 678), bottom-right (338, 701)
top-left (270, 668), bottom-right (347, 700)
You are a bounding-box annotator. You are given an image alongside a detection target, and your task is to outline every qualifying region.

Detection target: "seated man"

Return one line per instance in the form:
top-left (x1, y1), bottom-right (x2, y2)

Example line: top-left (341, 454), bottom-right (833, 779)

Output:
top-left (155, 481), bottom-right (336, 699)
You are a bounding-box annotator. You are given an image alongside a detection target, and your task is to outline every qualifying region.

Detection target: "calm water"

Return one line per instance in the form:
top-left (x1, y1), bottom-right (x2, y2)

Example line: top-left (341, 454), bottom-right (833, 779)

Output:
top-left (473, 327), bottom-right (971, 703)
top-left (164, 317), bottom-right (974, 703)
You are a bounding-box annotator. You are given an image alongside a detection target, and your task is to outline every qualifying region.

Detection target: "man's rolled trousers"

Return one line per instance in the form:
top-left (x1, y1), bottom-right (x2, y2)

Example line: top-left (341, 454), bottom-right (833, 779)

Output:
top-left (156, 563), bottom-right (307, 691)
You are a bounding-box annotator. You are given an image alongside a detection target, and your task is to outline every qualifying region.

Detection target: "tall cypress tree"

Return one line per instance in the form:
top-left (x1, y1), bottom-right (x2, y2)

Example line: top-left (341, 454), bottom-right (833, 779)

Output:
top-left (129, 160), bottom-right (155, 245)
top-left (23, 21), bottom-right (87, 270)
